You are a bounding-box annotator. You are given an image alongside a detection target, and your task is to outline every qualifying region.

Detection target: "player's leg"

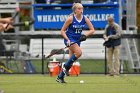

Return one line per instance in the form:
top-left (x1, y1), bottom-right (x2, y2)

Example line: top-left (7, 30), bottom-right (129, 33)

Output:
top-left (64, 43), bottom-right (81, 69)
top-left (64, 49), bottom-right (73, 75)
top-left (56, 43), bottom-right (82, 83)
top-left (68, 49), bottom-right (73, 58)
top-left (62, 44), bottom-right (81, 75)
top-left (58, 49), bottom-right (73, 77)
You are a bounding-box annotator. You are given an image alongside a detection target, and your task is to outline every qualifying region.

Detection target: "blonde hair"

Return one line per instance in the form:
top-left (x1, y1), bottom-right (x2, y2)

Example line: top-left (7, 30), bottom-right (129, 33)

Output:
top-left (72, 3), bottom-right (83, 14)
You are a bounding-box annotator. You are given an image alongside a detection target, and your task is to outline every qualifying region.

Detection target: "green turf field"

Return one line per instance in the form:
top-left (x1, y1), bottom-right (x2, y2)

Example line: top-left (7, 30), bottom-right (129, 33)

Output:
top-left (0, 74), bottom-right (140, 93)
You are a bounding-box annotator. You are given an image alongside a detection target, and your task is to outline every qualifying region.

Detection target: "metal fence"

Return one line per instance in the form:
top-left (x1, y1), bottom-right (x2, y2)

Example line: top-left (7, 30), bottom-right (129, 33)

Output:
top-left (0, 34), bottom-right (140, 75)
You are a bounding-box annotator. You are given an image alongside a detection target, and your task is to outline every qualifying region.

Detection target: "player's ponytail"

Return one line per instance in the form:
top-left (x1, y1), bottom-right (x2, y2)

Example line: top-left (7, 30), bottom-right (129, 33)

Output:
top-left (72, 3), bottom-right (77, 14)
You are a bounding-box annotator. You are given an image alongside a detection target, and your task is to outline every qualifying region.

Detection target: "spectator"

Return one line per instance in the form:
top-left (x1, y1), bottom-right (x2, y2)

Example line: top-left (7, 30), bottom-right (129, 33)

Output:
top-left (103, 16), bottom-right (121, 76)
top-left (0, 17), bottom-right (13, 31)
top-left (0, 17), bottom-right (13, 93)
top-left (0, 17), bottom-right (13, 62)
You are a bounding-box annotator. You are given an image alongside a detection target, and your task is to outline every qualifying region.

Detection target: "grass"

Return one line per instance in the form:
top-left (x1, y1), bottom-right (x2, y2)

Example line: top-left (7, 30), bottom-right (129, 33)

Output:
top-left (0, 74), bottom-right (140, 93)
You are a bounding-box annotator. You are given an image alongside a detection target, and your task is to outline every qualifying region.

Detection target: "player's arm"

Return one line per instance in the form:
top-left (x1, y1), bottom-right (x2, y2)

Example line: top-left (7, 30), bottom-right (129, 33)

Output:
top-left (0, 23), bottom-right (5, 31)
top-left (61, 16), bottom-right (72, 45)
top-left (84, 16), bottom-right (94, 37)
top-left (0, 17), bottom-right (13, 24)
top-left (0, 23), bottom-right (13, 31)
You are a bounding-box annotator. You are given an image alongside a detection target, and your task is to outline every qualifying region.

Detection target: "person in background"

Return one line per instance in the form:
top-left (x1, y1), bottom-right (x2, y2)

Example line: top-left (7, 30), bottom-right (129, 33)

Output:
top-left (0, 17), bottom-right (13, 56)
top-left (0, 17), bottom-right (13, 31)
top-left (0, 17), bottom-right (13, 93)
top-left (103, 16), bottom-right (121, 76)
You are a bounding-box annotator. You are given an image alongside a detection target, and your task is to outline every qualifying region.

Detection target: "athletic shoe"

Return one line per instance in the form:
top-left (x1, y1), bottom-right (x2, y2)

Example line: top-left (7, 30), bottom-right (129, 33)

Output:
top-left (56, 77), bottom-right (66, 83)
top-left (62, 64), bottom-right (69, 76)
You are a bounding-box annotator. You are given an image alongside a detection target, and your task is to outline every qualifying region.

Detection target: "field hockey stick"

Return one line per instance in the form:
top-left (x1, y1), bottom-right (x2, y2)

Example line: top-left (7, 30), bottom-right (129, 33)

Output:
top-left (45, 35), bottom-right (87, 59)
top-left (5, 7), bottom-right (20, 29)
top-left (46, 40), bottom-right (81, 59)
top-left (12, 19), bottom-right (35, 27)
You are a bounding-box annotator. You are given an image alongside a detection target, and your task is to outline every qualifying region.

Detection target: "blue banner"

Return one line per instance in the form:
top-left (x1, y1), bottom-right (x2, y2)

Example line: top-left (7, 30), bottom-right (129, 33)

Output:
top-left (33, 4), bottom-right (119, 29)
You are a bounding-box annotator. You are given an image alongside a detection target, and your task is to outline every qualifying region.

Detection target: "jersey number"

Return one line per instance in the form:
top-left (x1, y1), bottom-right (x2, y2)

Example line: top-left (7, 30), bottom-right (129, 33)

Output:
top-left (75, 29), bottom-right (82, 34)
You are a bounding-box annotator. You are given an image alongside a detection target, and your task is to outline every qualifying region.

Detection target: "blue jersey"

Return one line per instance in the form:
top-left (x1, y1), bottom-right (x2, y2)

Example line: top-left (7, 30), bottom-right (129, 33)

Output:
top-left (64, 15), bottom-right (86, 46)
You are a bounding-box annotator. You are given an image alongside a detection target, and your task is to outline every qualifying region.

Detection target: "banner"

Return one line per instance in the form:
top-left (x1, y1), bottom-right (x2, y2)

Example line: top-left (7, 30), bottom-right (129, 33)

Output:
top-left (33, 4), bottom-right (119, 29)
